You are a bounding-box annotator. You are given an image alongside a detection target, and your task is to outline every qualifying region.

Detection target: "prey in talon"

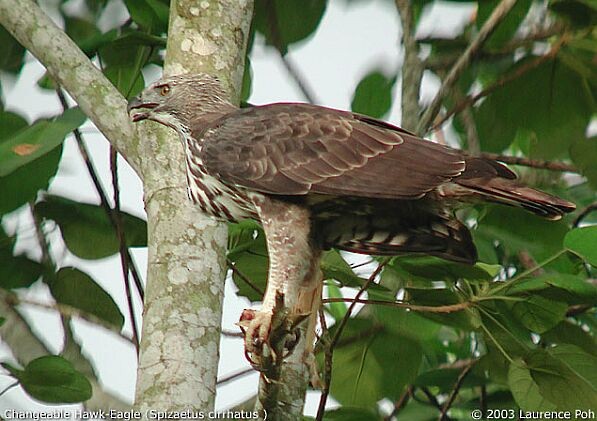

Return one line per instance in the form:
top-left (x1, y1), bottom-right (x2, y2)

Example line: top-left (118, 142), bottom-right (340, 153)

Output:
top-left (128, 73), bottom-right (575, 371)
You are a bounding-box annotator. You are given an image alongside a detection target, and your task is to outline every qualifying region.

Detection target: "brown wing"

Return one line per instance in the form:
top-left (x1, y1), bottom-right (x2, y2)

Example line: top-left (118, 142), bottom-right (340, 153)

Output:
top-left (197, 103), bottom-right (466, 199)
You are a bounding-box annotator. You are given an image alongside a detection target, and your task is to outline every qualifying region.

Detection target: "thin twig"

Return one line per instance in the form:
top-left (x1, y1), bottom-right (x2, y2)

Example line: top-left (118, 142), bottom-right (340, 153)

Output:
top-left (479, 385), bottom-right (487, 419)
top-left (217, 367), bottom-right (255, 386)
top-left (322, 297), bottom-right (473, 313)
top-left (265, 0), bottom-right (318, 104)
top-left (226, 258), bottom-right (264, 296)
top-left (420, 387), bottom-right (445, 413)
top-left (385, 386), bottom-right (412, 420)
top-left (566, 304), bottom-right (594, 317)
top-left (480, 152), bottom-right (578, 173)
top-left (573, 202), bottom-right (597, 227)
top-left (423, 24), bottom-right (564, 71)
top-left (110, 147), bottom-right (140, 351)
top-left (438, 362), bottom-right (475, 421)
top-left (1, 290), bottom-right (133, 344)
top-left (29, 203), bottom-right (52, 269)
top-left (432, 35), bottom-right (569, 130)
top-left (417, 0), bottom-right (517, 135)
top-left (222, 330), bottom-right (244, 338)
top-left (55, 89), bottom-right (146, 301)
top-left (279, 56), bottom-right (318, 104)
top-left (316, 258), bottom-right (390, 421)
top-left (0, 381), bottom-right (19, 398)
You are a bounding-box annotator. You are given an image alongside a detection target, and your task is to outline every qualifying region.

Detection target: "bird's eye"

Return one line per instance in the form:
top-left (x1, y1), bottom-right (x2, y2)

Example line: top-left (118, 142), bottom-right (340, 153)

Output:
top-left (160, 85), bottom-right (171, 96)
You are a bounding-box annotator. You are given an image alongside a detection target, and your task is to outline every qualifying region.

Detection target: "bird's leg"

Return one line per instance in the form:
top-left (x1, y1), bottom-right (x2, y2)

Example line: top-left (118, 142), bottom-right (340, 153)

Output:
top-left (239, 194), bottom-right (321, 365)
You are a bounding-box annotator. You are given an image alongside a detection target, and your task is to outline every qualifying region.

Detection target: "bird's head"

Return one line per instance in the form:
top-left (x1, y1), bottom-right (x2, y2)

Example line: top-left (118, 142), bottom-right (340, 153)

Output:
top-left (127, 73), bottom-right (233, 131)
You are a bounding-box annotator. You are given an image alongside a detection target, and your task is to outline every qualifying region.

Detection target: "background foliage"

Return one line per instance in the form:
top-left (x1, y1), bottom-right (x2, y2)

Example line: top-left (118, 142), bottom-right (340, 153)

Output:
top-left (0, 0), bottom-right (596, 419)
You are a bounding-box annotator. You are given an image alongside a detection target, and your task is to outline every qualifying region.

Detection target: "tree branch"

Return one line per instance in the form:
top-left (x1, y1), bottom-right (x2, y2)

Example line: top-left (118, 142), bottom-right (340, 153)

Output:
top-left (432, 35), bottom-right (569, 130)
top-left (110, 147), bottom-right (140, 351)
top-left (265, 0), bottom-right (318, 104)
top-left (438, 362), bottom-right (475, 421)
top-left (417, 0), bottom-right (517, 135)
top-left (423, 24), bottom-right (564, 71)
top-left (56, 87), bottom-right (145, 303)
top-left (0, 0), bottom-right (141, 174)
top-left (0, 294), bottom-right (131, 410)
top-left (322, 297), bottom-right (473, 313)
top-left (1, 290), bottom-right (133, 344)
top-left (316, 259), bottom-right (390, 421)
top-left (217, 367), bottom-right (255, 386)
top-left (395, 0), bottom-right (423, 132)
top-left (573, 202), bottom-right (597, 227)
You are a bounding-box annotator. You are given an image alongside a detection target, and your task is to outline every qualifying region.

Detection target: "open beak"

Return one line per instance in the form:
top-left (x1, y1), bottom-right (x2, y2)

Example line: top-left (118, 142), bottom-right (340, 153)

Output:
top-left (127, 97), bottom-right (159, 122)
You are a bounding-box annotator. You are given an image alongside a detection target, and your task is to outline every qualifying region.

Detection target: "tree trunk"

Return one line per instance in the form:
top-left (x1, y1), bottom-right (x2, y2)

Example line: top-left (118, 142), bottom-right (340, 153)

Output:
top-left (134, 0), bottom-right (254, 411)
top-left (0, 0), bottom-right (254, 411)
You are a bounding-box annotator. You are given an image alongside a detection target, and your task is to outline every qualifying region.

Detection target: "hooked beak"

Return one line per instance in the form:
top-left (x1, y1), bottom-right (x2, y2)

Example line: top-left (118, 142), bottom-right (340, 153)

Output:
top-left (127, 97), bottom-right (159, 122)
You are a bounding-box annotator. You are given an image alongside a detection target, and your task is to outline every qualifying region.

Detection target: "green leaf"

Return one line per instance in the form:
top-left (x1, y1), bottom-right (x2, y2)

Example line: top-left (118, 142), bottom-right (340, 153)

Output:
top-left (475, 206), bottom-right (570, 264)
top-left (407, 287), bottom-right (479, 330)
top-left (99, 34), bottom-right (149, 98)
top-left (550, 0), bottom-right (597, 27)
top-left (330, 319), bottom-right (422, 408)
top-left (480, 303), bottom-right (531, 358)
top-left (253, 0), bottom-right (327, 54)
top-left (414, 367), bottom-right (485, 392)
top-left (550, 344), bottom-right (597, 388)
top-left (0, 146), bottom-right (63, 216)
top-left (570, 137), bottom-right (597, 189)
top-left (565, 226), bottom-right (597, 267)
top-left (322, 407), bottom-right (381, 421)
top-left (4, 356), bottom-right (92, 403)
top-left (526, 347), bottom-right (597, 411)
top-left (0, 255), bottom-right (43, 289)
top-left (103, 65), bottom-right (146, 98)
top-left (477, 0), bottom-right (532, 47)
top-left (390, 255), bottom-right (497, 283)
top-left (372, 306), bottom-right (442, 342)
top-left (35, 195), bottom-right (147, 260)
top-left (50, 267), bottom-right (124, 328)
top-left (241, 56), bottom-right (253, 103)
top-left (122, 0), bottom-right (169, 34)
top-left (325, 283), bottom-right (347, 320)
top-left (320, 250), bottom-right (384, 290)
top-left (476, 59), bottom-right (593, 158)
top-left (227, 221), bottom-right (268, 302)
top-left (0, 111), bottom-right (63, 215)
top-left (351, 70), bottom-right (396, 119)
top-left (542, 321), bottom-right (597, 357)
top-left (0, 111), bottom-right (28, 141)
top-left (64, 16), bottom-right (101, 52)
top-left (0, 26), bottom-right (26, 73)
top-left (0, 225), bottom-right (14, 253)
top-left (508, 358), bottom-right (557, 411)
top-left (511, 295), bottom-right (568, 333)
top-left (0, 108), bottom-right (86, 177)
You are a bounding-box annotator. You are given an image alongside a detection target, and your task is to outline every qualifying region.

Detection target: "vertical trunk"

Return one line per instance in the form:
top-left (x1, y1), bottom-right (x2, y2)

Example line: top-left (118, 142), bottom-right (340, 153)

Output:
top-left (133, 0), bottom-right (254, 411)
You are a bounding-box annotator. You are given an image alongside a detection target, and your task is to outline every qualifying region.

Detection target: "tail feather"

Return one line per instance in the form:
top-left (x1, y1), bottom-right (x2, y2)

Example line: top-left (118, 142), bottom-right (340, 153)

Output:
top-left (455, 177), bottom-right (576, 220)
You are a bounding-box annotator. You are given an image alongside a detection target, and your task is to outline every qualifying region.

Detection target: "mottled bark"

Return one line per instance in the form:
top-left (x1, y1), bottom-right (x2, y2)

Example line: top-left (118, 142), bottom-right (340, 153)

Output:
top-left (0, 0), bottom-right (253, 412)
top-left (134, 0), bottom-right (253, 411)
top-left (395, 0), bottom-right (423, 133)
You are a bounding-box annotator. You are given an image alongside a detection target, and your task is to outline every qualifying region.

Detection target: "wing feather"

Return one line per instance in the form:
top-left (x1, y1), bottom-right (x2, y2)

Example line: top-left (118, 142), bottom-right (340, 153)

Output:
top-left (197, 103), bottom-right (466, 198)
